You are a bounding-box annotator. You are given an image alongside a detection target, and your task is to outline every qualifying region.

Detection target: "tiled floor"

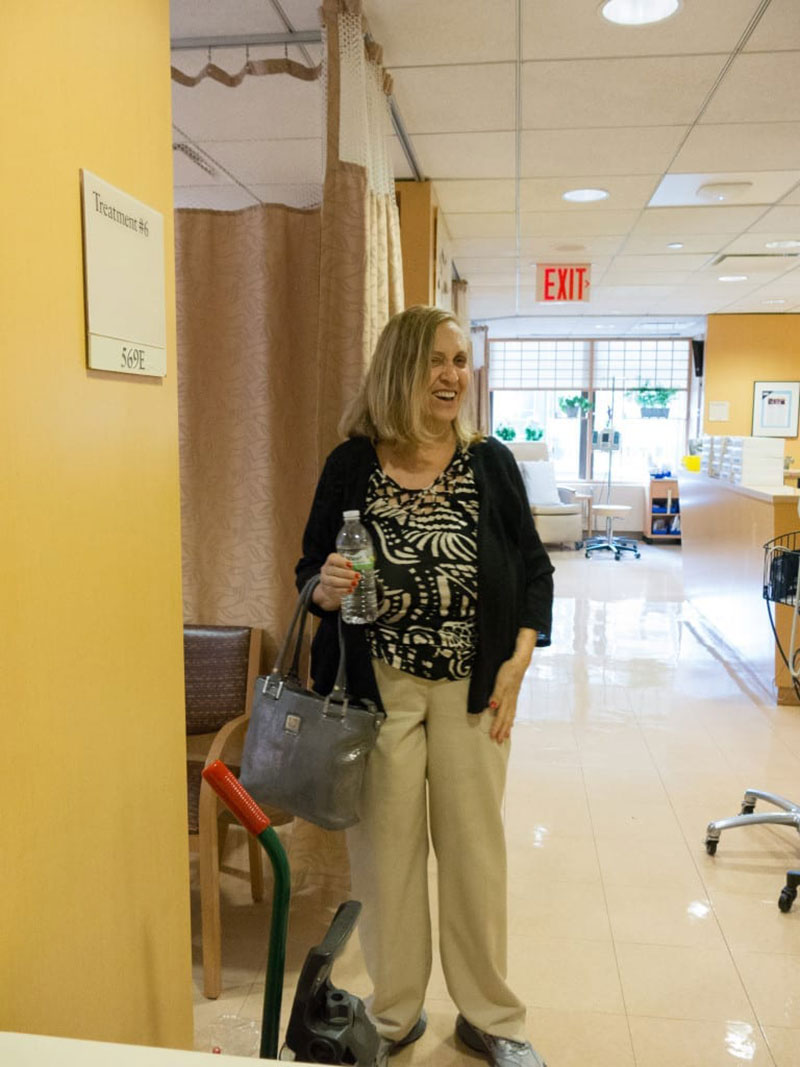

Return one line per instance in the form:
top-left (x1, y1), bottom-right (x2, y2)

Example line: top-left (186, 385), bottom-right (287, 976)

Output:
top-left (191, 545), bottom-right (800, 1066)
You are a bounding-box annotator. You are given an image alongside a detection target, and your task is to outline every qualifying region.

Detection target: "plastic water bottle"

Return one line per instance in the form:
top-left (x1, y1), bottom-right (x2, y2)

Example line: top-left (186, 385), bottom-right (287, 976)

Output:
top-left (336, 510), bottom-right (378, 624)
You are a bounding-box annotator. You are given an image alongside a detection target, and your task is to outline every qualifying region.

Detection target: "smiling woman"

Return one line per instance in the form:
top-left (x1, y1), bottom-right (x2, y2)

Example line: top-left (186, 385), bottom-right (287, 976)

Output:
top-left (295, 304), bottom-right (554, 1066)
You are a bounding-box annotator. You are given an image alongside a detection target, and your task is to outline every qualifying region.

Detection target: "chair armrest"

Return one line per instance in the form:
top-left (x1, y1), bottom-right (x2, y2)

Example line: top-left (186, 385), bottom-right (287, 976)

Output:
top-left (203, 713), bottom-right (249, 769)
top-left (557, 486), bottom-right (576, 504)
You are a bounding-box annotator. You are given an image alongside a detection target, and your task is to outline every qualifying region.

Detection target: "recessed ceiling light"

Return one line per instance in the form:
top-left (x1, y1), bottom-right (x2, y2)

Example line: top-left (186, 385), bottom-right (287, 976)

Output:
top-left (762, 298), bottom-right (787, 305)
top-left (555, 243), bottom-right (586, 251)
top-left (667, 242), bottom-right (684, 249)
top-left (765, 240), bottom-right (800, 249)
top-left (718, 274), bottom-right (748, 282)
top-left (600, 0), bottom-right (680, 27)
top-left (562, 188), bottom-right (609, 203)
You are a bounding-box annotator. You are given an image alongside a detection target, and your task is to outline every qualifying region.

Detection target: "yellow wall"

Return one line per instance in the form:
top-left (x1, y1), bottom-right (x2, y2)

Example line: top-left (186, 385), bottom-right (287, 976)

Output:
top-left (704, 314), bottom-right (800, 455)
top-left (0, 0), bottom-right (192, 1049)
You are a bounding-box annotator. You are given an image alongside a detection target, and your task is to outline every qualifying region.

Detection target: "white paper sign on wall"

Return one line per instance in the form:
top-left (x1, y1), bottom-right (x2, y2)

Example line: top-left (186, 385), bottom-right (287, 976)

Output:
top-left (81, 170), bottom-right (166, 377)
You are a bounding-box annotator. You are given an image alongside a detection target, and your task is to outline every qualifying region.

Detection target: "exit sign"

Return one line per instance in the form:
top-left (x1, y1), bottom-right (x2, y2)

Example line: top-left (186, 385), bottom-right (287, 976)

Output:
top-left (536, 263), bottom-right (592, 302)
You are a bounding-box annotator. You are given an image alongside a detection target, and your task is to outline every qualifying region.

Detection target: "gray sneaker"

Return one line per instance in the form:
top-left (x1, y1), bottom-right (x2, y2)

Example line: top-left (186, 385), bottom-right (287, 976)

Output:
top-left (375, 1011), bottom-right (428, 1066)
top-left (456, 1014), bottom-right (547, 1067)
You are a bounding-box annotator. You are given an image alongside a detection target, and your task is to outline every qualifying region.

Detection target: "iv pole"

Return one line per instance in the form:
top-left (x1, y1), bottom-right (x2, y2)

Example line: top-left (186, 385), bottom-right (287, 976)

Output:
top-left (584, 377), bottom-right (641, 560)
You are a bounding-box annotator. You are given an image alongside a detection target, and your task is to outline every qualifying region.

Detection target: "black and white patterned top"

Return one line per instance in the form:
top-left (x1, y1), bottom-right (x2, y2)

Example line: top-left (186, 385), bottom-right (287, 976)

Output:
top-left (364, 448), bottom-right (479, 681)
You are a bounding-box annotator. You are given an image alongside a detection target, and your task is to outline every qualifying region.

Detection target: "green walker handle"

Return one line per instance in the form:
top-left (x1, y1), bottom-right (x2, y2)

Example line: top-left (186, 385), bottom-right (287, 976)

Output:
top-left (203, 760), bottom-right (291, 1060)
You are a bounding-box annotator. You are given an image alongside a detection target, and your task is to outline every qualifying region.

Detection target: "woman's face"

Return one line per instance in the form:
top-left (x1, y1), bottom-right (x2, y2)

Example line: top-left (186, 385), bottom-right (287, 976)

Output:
top-left (425, 320), bottom-right (470, 433)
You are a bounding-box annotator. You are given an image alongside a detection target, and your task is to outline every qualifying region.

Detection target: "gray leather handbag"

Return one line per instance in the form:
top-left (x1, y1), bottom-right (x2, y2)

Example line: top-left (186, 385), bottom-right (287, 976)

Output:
top-left (239, 575), bottom-right (385, 831)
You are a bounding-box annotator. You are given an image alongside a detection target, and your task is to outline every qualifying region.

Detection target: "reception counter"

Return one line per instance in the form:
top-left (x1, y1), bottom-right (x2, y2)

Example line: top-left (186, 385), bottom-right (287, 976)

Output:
top-left (680, 473), bottom-right (800, 704)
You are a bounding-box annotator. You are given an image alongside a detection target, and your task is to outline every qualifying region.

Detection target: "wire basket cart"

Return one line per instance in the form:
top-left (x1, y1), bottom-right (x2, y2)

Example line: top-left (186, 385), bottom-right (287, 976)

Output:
top-left (763, 531), bottom-right (800, 694)
top-left (703, 531), bottom-right (800, 914)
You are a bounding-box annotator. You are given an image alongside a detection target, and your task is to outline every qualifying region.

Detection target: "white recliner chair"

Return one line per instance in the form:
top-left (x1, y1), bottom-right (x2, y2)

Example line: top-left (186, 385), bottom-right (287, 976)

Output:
top-left (509, 443), bottom-right (583, 549)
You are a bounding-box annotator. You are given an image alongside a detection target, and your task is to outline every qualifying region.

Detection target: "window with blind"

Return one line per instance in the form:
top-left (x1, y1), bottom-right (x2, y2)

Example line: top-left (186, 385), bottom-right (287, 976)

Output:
top-left (488, 338), bottom-right (691, 481)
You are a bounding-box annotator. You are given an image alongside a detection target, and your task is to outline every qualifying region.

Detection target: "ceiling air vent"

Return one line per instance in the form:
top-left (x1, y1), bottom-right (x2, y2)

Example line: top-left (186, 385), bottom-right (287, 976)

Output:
top-left (173, 142), bottom-right (217, 177)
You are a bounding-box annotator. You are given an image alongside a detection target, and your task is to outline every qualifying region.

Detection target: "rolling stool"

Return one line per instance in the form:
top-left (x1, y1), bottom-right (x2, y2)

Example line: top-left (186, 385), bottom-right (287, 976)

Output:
top-left (585, 504), bottom-right (640, 560)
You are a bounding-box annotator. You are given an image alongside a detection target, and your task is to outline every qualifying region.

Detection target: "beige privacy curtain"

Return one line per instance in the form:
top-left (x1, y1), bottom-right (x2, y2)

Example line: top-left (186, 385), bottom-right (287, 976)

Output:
top-left (176, 5), bottom-right (402, 661)
top-left (176, 206), bottom-right (322, 660)
top-left (316, 0), bottom-right (404, 464)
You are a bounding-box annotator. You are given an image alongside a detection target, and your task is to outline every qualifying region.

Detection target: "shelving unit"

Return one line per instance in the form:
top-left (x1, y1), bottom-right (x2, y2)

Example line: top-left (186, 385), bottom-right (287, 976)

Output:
top-left (644, 477), bottom-right (681, 544)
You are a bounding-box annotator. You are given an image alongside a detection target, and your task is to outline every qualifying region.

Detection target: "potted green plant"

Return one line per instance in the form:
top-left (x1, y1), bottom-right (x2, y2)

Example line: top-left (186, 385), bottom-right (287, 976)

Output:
top-left (494, 420), bottom-right (516, 441)
top-left (626, 382), bottom-right (678, 418)
top-left (557, 394), bottom-right (593, 419)
top-left (524, 420), bottom-right (544, 441)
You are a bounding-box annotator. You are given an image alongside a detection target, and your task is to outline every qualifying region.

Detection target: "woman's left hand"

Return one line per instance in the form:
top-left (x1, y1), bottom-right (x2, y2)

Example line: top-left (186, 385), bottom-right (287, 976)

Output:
top-left (485, 659), bottom-right (527, 744)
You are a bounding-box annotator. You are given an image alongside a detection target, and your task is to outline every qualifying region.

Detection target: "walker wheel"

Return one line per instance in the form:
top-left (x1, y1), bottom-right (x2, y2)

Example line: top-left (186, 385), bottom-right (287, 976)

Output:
top-left (778, 885), bottom-right (796, 913)
top-left (634, 551), bottom-right (641, 559)
top-left (741, 802), bottom-right (755, 815)
top-left (585, 551), bottom-right (591, 559)
top-left (705, 838), bottom-right (718, 856)
top-left (614, 553), bottom-right (621, 561)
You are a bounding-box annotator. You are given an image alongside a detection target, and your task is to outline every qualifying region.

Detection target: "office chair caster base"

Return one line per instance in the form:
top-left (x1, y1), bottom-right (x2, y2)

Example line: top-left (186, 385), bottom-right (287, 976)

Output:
top-left (778, 872), bottom-right (800, 913)
top-left (705, 838), bottom-right (718, 856)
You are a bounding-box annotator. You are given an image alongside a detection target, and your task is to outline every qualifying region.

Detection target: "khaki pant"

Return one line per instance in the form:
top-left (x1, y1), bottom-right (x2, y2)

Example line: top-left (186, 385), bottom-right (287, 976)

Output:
top-left (347, 659), bottom-right (526, 1043)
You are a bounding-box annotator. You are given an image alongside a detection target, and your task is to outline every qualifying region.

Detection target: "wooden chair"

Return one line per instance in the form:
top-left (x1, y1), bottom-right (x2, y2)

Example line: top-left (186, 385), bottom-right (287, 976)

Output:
top-left (184, 624), bottom-right (293, 999)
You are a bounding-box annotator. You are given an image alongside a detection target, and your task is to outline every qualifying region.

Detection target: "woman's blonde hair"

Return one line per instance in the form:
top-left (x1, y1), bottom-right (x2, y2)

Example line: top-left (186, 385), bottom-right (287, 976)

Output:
top-left (340, 305), bottom-right (482, 448)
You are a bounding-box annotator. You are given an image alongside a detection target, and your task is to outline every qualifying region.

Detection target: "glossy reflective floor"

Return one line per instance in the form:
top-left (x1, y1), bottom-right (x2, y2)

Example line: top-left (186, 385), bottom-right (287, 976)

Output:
top-left (191, 545), bottom-right (800, 1066)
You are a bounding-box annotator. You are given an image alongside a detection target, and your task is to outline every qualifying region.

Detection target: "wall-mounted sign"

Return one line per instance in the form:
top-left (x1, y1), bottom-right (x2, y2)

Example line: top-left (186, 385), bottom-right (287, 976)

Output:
top-left (536, 263), bottom-right (591, 303)
top-left (80, 170), bottom-right (166, 377)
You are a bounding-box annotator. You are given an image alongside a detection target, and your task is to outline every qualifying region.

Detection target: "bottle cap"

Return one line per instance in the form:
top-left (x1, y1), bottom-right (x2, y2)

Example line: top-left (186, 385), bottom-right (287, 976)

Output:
top-left (343, 509), bottom-right (360, 520)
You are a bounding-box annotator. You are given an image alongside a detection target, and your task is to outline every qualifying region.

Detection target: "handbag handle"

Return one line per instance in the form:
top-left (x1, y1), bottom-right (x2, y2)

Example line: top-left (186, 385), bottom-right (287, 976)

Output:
top-left (263, 574), bottom-right (351, 701)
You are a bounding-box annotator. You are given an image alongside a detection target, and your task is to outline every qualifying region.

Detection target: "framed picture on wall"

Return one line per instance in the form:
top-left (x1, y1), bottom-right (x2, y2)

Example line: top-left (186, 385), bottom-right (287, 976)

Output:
top-left (752, 381), bottom-right (800, 437)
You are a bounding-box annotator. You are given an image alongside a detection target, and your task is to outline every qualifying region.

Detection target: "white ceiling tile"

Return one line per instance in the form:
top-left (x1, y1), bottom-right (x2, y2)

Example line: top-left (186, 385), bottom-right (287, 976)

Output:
top-left (695, 264), bottom-right (794, 289)
top-left (365, 0), bottom-right (515, 66)
top-left (174, 185), bottom-right (259, 211)
top-left (523, 0), bottom-right (760, 59)
top-left (671, 123), bottom-right (800, 173)
top-left (600, 271), bottom-right (694, 287)
top-left (621, 233), bottom-right (729, 255)
top-left (451, 238), bottom-right (520, 258)
top-left (171, 1), bottom-right (292, 38)
top-left (523, 236), bottom-right (627, 257)
top-left (522, 56), bottom-right (725, 129)
top-left (521, 210), bottom-right (639, 237)
top-left (521, 176), bottom-right (658, 212)
top-left (650, 170), bottom-right (800, 207)
top-left (590, 285), bottom-right (676, 304)
top-left (633, 206), bottom-right (765, 235)
top-left (171, 68), bottom-right (322, 142)
top-left (522, 127), bottom-right (686, 178)
top-left (612, 254), bottom-right (712, 272)
top-left (199, 139), bottom-right (323, 183)
top-left (390, 65), bottom-right (515, 134)
top-left (701, 53), bottom-right (800, 124)
top-left (746, 205), bottom-right (800, 233)
top-left (411, 133), bottom-right (516, 179)
top-left (455, 257), bottom-right (523, 275)
top-left (782, 187), bottom-right (800, 206)
top-left (434, 181), bottom-right (516, 214)
top-left (641, 290), bottom-right (717, 313)
top-left (445, 214), bottom-right (517, 239)
top-left (744, 0), bottom-right (800, 52)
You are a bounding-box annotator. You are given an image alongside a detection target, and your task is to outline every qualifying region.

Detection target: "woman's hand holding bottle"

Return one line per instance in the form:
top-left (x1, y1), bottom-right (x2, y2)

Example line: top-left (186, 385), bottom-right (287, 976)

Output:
top-left (313, 552), bottom-right (360, 612)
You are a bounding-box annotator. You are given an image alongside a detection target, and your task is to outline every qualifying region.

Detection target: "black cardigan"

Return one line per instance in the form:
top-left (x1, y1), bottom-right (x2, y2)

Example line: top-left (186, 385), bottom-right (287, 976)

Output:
top-left (296, 436), bottom-right (554, 714)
